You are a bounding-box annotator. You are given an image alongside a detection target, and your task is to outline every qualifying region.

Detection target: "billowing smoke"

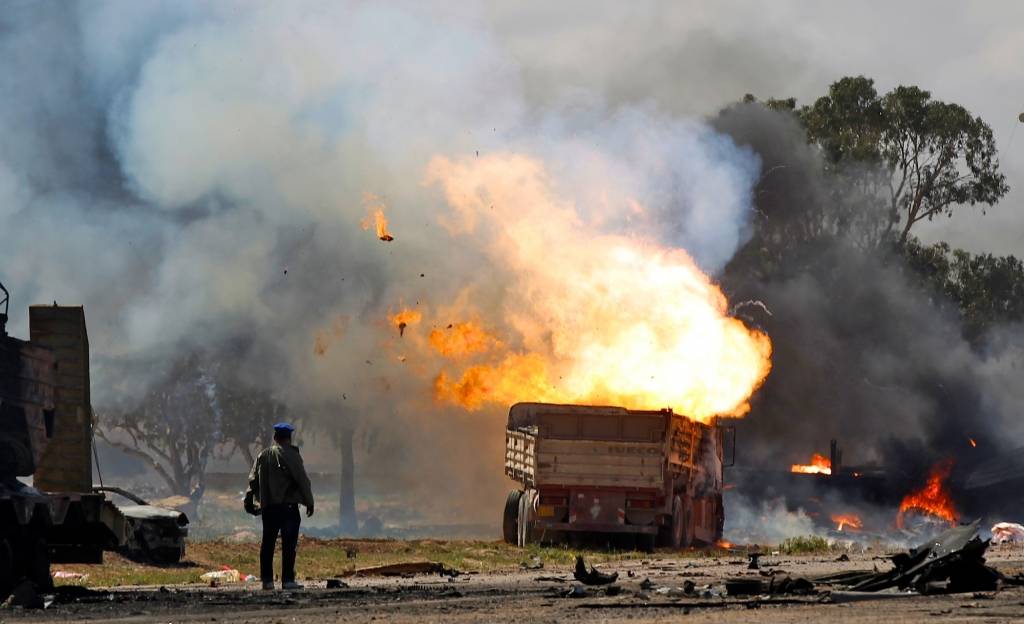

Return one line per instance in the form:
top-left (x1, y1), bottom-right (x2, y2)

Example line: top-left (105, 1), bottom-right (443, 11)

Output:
top-left (711, 103), bottom-right (1024, 522)
top-left (5, 3), bottom-right (1019, 535)
top-left (0, 2), bottom-right (765, 526)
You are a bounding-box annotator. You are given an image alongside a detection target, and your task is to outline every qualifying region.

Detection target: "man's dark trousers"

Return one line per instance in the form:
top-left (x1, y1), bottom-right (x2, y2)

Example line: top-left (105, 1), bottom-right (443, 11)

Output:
top-left (260, 504), bottom-right (301, 583)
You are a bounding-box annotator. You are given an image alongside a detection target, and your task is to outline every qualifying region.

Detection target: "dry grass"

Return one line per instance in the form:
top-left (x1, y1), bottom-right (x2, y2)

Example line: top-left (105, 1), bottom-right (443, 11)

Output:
top-left (52, 537), bottom-right (722, 588)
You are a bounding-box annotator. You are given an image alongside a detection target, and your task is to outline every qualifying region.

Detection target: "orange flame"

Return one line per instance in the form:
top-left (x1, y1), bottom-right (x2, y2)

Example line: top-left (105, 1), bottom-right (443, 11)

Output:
top-left (896, 461), bottom-right (958, 529)
top-left (831, 513), bottom-right (863, 532)
top-left (361, 194), bottom-right (394, 241)
top-left (390, 309), bottom-right (422, 337)
top-left (429, 322), bottom-right (499, 358)
top-left (715, 540), bottom-right (733, 550)
top-left (791, 453), bottom-right (832, 475)
top-left (419, 154), bottom-right (772, 423)
top-left (969, 438), bottom-right (977, 448)
top-left (434, 353), bottom-right (553, 410)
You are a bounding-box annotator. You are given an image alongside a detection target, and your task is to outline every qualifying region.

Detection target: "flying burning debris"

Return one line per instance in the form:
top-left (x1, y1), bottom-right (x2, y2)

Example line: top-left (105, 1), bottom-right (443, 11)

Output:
top-left (429, 322), bottom-right (499, 358)
top-left (791, 453), bottom-right (832, 475)
top-left (417, 153), bottom-right (772, 423)
top-left (361, 194), bottom-right (395, 242)
top-left (390, 309), bottom-right (422, 337)
top-left (896, 460), bottom-right (958, 529)
top-left (969, 437), bottom-right (977, 448)
top-left (831, 513), bottom-right (863, 532)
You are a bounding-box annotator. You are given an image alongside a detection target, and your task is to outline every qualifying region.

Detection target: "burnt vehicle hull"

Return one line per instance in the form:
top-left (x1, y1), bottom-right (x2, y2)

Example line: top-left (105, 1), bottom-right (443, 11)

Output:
top-left (0, 311), bottom-right (128, 599)
top-left (94, 487), bottom-right (189, 564)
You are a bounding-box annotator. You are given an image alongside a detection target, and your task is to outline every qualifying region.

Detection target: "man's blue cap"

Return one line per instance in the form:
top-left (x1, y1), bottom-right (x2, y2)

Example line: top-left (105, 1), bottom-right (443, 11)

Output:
top-left (273, 422), bottom-right (295, 433)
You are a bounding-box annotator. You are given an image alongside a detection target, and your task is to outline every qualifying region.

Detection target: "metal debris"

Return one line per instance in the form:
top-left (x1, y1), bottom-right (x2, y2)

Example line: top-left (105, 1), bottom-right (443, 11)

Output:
top-left (573, 556), bottom-right (618, 586)
top-left (817, 520), bottom-right (1018, 595)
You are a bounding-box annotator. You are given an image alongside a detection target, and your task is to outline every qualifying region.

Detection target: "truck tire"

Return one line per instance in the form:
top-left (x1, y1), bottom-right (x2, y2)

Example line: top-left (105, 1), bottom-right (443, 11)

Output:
top-left (517, 491), bottom-right (534, 547)
top-left (502, 490), bottom-right (522, 545)
top-left (0, 539), bottom-right (13, 601)
top-left (713, 494), bottom-right (725, 543)
top-left (636, 533), bottom-right (656, 553)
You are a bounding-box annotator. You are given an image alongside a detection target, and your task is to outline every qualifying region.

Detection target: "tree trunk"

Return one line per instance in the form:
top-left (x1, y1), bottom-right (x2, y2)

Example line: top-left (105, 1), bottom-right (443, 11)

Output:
top-left (338, 427), bottom-right (358, 534)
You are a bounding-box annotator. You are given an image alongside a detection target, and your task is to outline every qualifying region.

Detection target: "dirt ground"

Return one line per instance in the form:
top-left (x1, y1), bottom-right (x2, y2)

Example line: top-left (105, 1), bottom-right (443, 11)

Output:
top-left (6, 546), bottom-right (1024, 623)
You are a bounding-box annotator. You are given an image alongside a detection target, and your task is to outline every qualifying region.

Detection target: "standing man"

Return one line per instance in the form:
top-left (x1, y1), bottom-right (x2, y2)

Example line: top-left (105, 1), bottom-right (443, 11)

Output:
top-left (244, 423), bottom-right (315, 590)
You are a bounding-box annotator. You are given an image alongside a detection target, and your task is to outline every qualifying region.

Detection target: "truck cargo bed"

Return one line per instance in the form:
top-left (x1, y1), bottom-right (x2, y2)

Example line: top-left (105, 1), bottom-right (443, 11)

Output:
top-left (505, 402), bottom-right (704, 489)
top-left (506, 430), bottom-right (664, 488)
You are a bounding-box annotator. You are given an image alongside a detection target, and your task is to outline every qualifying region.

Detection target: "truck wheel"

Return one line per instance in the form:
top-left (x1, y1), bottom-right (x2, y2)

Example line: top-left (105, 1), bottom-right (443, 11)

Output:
top-left (636, 533), bottom-right (656, 553)
top-left (502, 490), bottom-right (522, 545)
top-left (151, 546), bottom-right (185, 565)
top-left (0, 539), bottom-right (13, 601)
top-left (713, 494), bottom-right (725, 543)
top-left (517, 491), bottom-right (534, 547)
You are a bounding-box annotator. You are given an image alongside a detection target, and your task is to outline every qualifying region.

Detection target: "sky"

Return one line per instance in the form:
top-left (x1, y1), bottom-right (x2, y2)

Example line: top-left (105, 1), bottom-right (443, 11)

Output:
top-left (486, 0), bottom-right (1024, 254)
top-left (2, 1), bottom-right (1023, 526)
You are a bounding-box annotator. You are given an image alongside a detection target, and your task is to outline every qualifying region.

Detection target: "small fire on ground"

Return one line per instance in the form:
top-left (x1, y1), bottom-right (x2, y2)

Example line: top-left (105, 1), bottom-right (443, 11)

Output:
top-left (896, 460), bottom-right (958, 529)
top-left (791, 453), bottom-right (831, 475)
top-left (831, 513), bottom-right (863, 532)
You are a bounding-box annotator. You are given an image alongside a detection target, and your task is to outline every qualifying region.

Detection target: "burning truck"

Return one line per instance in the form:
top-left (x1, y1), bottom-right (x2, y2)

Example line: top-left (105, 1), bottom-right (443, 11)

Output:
top-left (503, 402), bottom-right (731, 551)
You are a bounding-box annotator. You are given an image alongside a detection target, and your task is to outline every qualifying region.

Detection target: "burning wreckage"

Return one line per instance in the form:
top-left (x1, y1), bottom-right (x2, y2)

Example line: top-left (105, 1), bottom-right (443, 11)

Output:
top-left (728, 429), bottom-right (1024, 545)
top-left (725, 520), bottom-right (1024, 601)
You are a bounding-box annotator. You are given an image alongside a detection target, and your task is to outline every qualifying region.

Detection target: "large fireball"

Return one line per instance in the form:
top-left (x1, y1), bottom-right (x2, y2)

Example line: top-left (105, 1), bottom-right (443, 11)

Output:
top-left (404, 153), bottom-right (771, 423)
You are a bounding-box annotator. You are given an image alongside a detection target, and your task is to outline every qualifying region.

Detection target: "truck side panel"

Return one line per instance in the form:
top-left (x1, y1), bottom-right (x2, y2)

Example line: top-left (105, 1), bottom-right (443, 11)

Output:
top-left (535, 438), bottom-right (663, 488)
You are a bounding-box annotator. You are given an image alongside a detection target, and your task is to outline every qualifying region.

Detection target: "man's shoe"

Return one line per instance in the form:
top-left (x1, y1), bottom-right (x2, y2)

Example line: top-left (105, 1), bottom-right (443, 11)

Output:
top-left (262, 581), bottom-right (274, 591)
top-left (282, 581), bottom-right (303, 590)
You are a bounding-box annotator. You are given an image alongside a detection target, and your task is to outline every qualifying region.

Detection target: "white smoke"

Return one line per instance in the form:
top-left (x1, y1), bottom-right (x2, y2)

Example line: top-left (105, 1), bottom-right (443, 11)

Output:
top-left (724, 494), bottom-right (818, 545)
top-left (0, 1), bottom-right (761, 526)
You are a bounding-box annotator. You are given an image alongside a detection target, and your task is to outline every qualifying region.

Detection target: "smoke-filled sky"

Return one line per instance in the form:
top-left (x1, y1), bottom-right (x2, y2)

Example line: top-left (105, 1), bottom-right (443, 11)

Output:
top-left (1, 1), bottom-right (1022, 526)
top-left (487, 1), bottom-right (1024, 255)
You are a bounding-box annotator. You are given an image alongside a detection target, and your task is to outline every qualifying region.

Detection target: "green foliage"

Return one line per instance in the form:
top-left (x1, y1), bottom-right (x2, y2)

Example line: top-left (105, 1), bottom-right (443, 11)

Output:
top-left (800, 76), bottom-right (1008, 245)
top-left (778, 535), bottom-right (832, 555)
top-left (743, 76), bottom-right (1008, 250)
top-left (903, 237), bottom-right (1024, 340)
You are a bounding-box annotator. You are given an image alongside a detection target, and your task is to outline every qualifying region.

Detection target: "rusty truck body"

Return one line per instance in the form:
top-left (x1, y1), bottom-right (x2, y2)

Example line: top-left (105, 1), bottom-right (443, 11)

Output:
top-left (503, 402), bottom-right (729, 551)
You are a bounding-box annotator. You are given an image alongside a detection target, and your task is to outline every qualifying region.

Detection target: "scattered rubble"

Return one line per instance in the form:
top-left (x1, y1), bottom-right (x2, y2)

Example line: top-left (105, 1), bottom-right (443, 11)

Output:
top-left (573, 556), bottom-right (618, 586)
top-left (520, 556), bottom-right (544, 570)
top-left (346, 561), bottom-right (461, 578)
top-left (822, 520), bottom-right (1005, 594)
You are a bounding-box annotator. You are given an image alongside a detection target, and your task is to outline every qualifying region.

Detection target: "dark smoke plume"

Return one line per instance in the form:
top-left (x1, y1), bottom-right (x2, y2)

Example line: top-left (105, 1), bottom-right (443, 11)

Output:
top-left (710, 102), bottom-right (1024, 520)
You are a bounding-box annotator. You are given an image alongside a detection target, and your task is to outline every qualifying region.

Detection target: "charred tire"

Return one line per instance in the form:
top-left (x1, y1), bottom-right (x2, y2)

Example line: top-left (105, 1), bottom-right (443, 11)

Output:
top-left (26, 536), bottom-right (52, 592)
top-left (150, 546), bottom-right (185, 565)
top-left (636, 533), bottom-right (656, 553)
top-left (0, 539), bottom-right (13, 601)
top-left (502, 490), bottom-right (522, 545)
